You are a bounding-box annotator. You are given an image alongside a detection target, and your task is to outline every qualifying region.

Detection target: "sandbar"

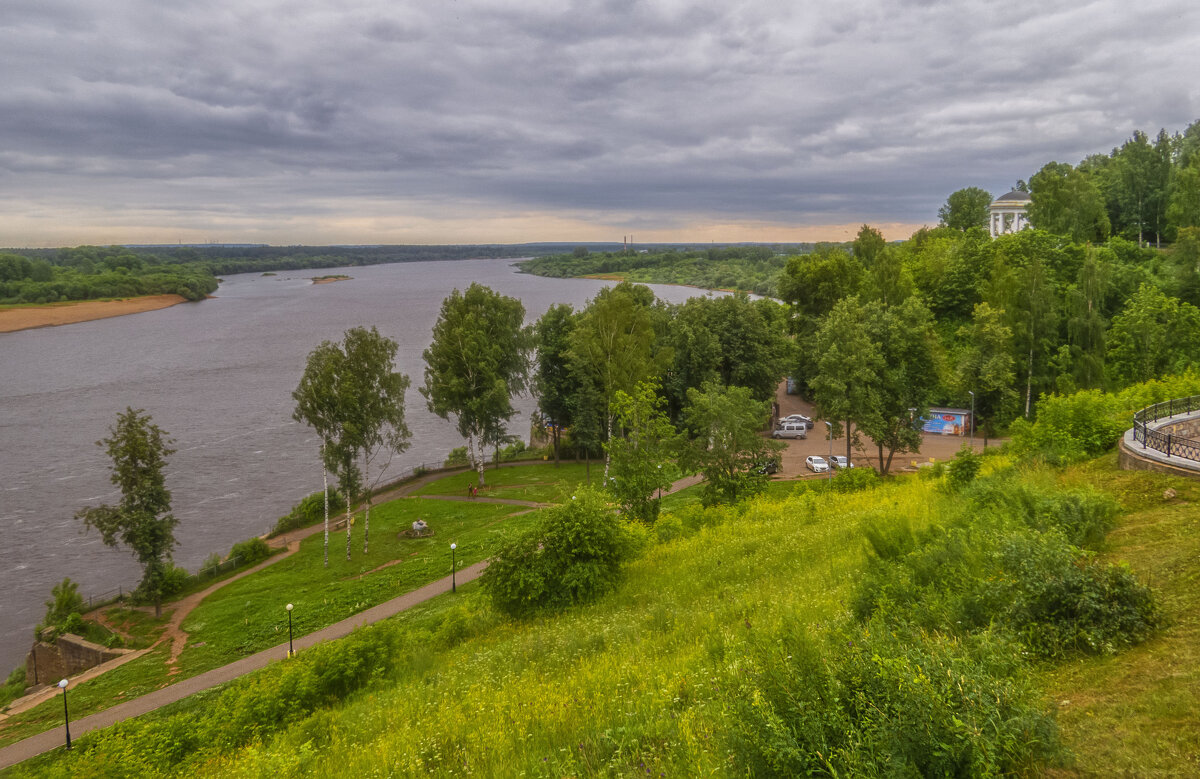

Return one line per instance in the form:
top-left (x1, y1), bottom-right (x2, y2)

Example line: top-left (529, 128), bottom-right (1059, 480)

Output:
top-left (0, 294), bottom-right (190, 334)
top-left (312, 275), bottom-right (352, 284)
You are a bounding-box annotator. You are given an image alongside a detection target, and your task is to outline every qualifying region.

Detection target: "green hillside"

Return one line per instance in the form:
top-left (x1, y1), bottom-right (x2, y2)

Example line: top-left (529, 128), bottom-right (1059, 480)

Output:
top-left (10, 453), bottom-right (1197, 777)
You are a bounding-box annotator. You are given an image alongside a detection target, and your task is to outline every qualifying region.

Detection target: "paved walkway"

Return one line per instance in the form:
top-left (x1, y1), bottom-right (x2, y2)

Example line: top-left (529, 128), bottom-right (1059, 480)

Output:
top-left (0, 561), bottom-right (488, 771)
top-left (0, 468), bottom-right (704, 770)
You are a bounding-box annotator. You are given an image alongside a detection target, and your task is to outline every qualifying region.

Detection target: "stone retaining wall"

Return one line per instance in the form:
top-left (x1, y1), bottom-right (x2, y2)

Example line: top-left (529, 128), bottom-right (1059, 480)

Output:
top-left (1119, 438), bottom-right (1200, 480)
top-left (25, 634), bottom-right (123, 687)
top-left (1161, 418), bottom-right (1200, 439)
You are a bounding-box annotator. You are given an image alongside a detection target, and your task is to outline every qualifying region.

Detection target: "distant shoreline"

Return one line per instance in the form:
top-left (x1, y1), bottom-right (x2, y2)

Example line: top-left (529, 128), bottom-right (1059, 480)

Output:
top-left (0, 294), bottom-right (191, 333)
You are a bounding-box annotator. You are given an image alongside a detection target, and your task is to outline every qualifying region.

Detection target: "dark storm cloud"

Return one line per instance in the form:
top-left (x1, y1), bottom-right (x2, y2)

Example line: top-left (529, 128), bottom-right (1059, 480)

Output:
top-left (0, 0), bottom-right (1197, 242)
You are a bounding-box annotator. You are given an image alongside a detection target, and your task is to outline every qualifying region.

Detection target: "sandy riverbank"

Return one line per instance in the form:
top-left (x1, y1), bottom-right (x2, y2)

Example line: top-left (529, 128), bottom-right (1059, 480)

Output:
top-left (0, 294), bottom-right (190, 334)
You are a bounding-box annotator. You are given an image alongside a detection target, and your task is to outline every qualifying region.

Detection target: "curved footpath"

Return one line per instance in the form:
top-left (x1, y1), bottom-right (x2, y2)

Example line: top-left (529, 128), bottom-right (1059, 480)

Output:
top-left (0, 468), bottom-right (701, 771)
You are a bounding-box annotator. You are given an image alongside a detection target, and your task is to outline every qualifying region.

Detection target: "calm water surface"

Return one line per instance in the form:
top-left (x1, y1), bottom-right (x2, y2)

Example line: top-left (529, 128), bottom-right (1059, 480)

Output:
top-left (0, 259), bottom-right (720, 670)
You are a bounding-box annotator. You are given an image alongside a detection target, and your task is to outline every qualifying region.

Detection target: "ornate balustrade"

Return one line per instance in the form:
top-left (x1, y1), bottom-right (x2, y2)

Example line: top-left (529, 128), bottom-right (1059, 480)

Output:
top-left (1131, 395), bottom-right (1200, 462)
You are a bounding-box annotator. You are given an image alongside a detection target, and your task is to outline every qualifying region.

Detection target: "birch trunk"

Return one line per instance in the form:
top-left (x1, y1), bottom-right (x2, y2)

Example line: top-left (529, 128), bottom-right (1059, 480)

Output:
top-left (362, 454), bottom-right (370, 555)
top-left (322, 444), bottom-right (329, 568)
top-left (1025, 342), bottom-right (1034, 418)
top-left (602, 411), bottom-right (613, 483)
top-left (345, 492), bottom-right (353, 561)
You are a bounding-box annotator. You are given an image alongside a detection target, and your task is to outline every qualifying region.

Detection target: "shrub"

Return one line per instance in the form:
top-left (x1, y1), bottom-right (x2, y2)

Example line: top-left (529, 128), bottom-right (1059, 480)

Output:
top-left (43, 577), bottom-right (85, 628)
top-left (445, 446), bottom-right (469, 466)
top-left (1, 666), bottom-right (26, 707)
top-left (159, 562), bottom-right (191, 598)
top-left (827, 465), bottom-right (880, 493)
top-left (482, 488), bottom-right (633, 617)
top-left (1008, 389), bottom-right (1127, 464)
top-left (726, 620), bottom-right (1059, 776)
top-left (200, 552), bottom-right (222, 574)
top-left (230, 537), bottom-right (272, 567)
top-left (273, 489), bottom-right (346, 535)
top-left (945, 444), bottom-right (982, 490)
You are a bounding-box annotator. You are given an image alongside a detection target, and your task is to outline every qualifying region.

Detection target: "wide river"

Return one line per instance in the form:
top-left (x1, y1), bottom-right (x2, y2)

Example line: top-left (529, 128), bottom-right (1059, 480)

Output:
top-left (0, 258), bottom-right (721, 671)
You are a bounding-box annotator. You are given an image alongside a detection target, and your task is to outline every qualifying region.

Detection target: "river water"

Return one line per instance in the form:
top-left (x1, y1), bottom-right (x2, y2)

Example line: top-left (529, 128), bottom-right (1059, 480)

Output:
top-left (0, 258), bottom-right (720, 671)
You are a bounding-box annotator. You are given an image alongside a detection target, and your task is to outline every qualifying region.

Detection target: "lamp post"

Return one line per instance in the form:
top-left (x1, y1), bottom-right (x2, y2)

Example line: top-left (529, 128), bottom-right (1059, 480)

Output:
top-left (285, 603), bottom-right (294, 658)
top-left (450, 543), bottom-right (457, 593)
top-left (824, 421), bottom-right (833, 481)
top-left (58, 678), bottom-right (71, 750)
top-left (968, 390), bottom-right (975, 450)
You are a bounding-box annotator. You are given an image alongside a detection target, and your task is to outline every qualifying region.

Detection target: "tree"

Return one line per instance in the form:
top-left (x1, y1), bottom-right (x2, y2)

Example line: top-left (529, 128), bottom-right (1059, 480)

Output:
top-left (76, 408), bottom-right (178, 617)
top-left (1167, 157), bottom-right (1200, 234)
top-left (292, 341), bottom-right (343, 567)
top-left (955, 303), bottom-right (1018, 445)
top-left (1027, 161), bottom-right (1110, 242)
top-left (42, 578), bottom-right (85, 632)
top-left (852, 224), bottom-right (887, 266)
top-left (294, 327), bottom-right (411, 561)
top-left (422, 284), bottom-right (531, 486)
top-left (605, 382), bottom-right (677, 522)
top-left (568, 282), bottom-right (659, 480)
top-left (858, 297), bottom-right (940, 474)
top-left (938, 187), bottom-right (992, 231)
top-left (1106, 284), bottom-right (1200, 387)
top-left (1062, 250), bottom-right (1108, 391)
top-left (533, 303), bottom-right (577, 465)
top-left (681, 382), bottom-right (783, 505)
top-left (809, 296), bottom-right (883, 463)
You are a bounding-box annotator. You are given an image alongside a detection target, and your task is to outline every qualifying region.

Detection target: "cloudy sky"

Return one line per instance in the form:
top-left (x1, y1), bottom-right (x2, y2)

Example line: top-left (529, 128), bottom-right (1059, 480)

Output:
top-left (1, 0), bottom-right (1197, 247)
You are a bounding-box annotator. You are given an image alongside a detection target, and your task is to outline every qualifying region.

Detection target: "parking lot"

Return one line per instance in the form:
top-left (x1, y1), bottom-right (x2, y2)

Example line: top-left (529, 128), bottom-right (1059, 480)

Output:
top-left (771, 384), bottom-right (994, 479)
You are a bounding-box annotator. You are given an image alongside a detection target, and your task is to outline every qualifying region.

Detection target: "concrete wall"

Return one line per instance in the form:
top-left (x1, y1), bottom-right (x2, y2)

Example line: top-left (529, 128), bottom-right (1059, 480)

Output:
top-left (1119, 439), bottom-right (1200, 480)
top-left (1161, 418), bottom-right (1200, 439)
top-left (25, 634), bottom-right (122, 687)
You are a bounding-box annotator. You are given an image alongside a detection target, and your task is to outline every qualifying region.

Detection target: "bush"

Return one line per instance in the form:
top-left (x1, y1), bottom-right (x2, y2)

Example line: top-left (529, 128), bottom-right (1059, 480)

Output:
top-left (43, 577), bottom-right (85, 628)
top-left (827, 465), bottom-right (880, 493)
top-left (159, 562), bottom-right (191, 598)
top-left (945, 445), bottom-right (982, 490)
top-left (273, 489), bottom-right (346, 535)
top-left (482, 488), bottom-right (634, 617)
top-left (726, 620), bottom-right (1059, 776)
top-left (1, 666), bottom-right (26, 707)
top-left (445, 446), bottom-right (469, 466)
top-left (1009, 389), bottom-right (1127, 464)
top-left (230, 537), bottom-right (272, 567)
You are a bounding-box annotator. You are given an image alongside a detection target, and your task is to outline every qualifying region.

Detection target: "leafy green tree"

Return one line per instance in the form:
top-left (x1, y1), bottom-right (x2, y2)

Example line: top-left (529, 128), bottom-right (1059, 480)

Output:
top-left (1106, 284), bottom-right (1200, 387)
top-left (852, 224), bottom-right (887, 266)
top-left (778, 245), bottom-right (865, 336)
top-left (1062, 251), bottom-right (1108, 390)
top-left (293, 341), bottom-right (345, 567)
top-left (422, 283), bottom-right (531, 487)
top-left (76, 408), bottom-right (178, 617)
top-left (1028, 161), bottom-right (1110, 242)
top-left (295, 328), bottom-right (411, 561)
top-left (955, 303), bottom-right (1018, 445)
top-left (568, 282), bottom-right (659, 480)
top-left (533, 303), bottom-right (577, 465)
top-left (1167, 157), bottom-right (1200, 234)
top-left (1113, 130), bottom-right (1168, 246)
top-left (1169, 227), bottom-right (1200, 307)
top-left (866, 245), bottom-right (914, 310)
top-left (938, 187), bottom-right (992, 231)
top-left (810, 296), bottom-right (883, 463)
top-left (985, 241), bottom-right (1060, 417)
top-left (859, 297), bottom-right (940, 474)
top-left (605, 382), bottom-right (677, 522)
top-left (681, 382), bottom-right (782, 505)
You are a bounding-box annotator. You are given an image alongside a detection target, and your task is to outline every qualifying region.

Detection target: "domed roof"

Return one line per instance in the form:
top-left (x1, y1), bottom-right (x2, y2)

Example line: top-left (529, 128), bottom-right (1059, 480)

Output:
top-left (993, 189), bottom-right (1032, 203)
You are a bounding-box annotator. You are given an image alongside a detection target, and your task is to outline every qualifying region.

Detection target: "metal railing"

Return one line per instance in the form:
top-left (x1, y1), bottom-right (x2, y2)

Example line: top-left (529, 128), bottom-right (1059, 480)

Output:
top-left (1132, 395), bottom-right (1200, 462)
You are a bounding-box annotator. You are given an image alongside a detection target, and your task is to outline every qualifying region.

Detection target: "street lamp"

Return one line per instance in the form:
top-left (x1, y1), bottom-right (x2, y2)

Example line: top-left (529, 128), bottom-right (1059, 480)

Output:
top-left (450, 543), bottom-right (457, 593)
top-left (824, 421), bottom-right (833, 481)
top-left (285, 603), bottom-right (294, 658)
top-left (58, 678), bottom-right (71, 750)
top-left (968, 390), bottom-right (975, 450)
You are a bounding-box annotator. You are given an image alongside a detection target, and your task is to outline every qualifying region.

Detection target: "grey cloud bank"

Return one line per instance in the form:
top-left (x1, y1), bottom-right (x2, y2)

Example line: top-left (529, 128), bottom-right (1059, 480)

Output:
top-left (1, 0), bottom-right (1197, 245)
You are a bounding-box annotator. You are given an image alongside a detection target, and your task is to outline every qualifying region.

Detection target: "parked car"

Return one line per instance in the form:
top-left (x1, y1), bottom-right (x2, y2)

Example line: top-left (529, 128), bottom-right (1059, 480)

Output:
top-left (781, 414), bottom-right (813, 430)
top-left (805, 455), bottom-right (829, 473)
top-left (829, 455), bottom-right (854, 469)
top-left (772, 422), bottom-right (807, 439)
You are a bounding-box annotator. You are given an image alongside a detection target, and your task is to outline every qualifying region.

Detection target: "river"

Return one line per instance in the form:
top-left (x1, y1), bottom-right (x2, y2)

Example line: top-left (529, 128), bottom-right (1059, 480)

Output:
top-left (0, 258), bottom-right (722, 671)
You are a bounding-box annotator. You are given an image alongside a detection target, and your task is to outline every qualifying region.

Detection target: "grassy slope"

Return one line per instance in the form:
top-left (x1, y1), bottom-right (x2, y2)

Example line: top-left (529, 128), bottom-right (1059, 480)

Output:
top-left (189, 480), bottom-right (945, 776)
top-left (1039, 458), bottom-right (1200, 776)
top-left (0, 497), bottom-right (537, 749)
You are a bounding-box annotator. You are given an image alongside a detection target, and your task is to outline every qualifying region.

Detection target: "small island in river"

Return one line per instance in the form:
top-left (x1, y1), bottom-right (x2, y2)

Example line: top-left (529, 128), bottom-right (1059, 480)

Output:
top-left (311, 274), bottom-right (353, 284)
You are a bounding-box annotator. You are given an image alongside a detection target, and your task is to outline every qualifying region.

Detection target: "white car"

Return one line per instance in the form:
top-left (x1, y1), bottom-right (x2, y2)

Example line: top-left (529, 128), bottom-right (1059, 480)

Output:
top-left (805, 455), bottom-right (829, 473)
top-left (830, 455), bottom-right (854, 469)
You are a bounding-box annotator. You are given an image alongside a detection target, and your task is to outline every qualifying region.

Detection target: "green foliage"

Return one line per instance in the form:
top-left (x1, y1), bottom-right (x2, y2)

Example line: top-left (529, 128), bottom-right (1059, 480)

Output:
top-left (1009, 388), bottom-right (1127, 464)
top-left (1106, 284), bottom-right (1200, 387)
top-left (1, 666), bottom-right (26, 708)
top-left (482, 488), bottom-right (633, 617)
top-left (938, 186), bottom-right (993, 231)
top-left (605, 383), bottom-right (678, 521)
top-left (827, 465), bottom-right (880, 493)
top-left (0, 246), bottom-right (218, 305)
top-left (681, 382), bottom-right (780, 505)
top-left (945, 445), bottom-right (982, 489)
top-left (42, 577), bottom-right (85, 629)
top-left (75, 407), bottom-right (179, 613)
top-left (229, 537), bottom-right (272, 567)
top-left (726, 622), bottom-right (1058, 777)
top-left (444, 446), bottom-right (469, 466)
top-left (271, 490), bottom-right (347, 535)
top-left (421, 283), bottom-right (530, 485)
top-left (855, 476), bottom-right (1157, 659)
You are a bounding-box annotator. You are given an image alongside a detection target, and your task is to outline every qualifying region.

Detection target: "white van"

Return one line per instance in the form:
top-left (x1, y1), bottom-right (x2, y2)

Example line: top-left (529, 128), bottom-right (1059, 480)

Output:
top-left (772, 422), bottom-right (807, 439)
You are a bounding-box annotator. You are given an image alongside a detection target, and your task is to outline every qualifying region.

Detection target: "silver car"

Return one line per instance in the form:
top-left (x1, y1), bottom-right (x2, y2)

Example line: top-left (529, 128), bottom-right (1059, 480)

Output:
top-left (805, 455), bottom-right (829, 472)
top-left (772, 422), bottom-right (808, 439)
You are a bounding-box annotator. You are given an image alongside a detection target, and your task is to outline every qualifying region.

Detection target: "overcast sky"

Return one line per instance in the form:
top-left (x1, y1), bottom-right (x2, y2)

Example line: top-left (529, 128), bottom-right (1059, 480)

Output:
top-left (1, 0), bottom-right (1197, 247)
